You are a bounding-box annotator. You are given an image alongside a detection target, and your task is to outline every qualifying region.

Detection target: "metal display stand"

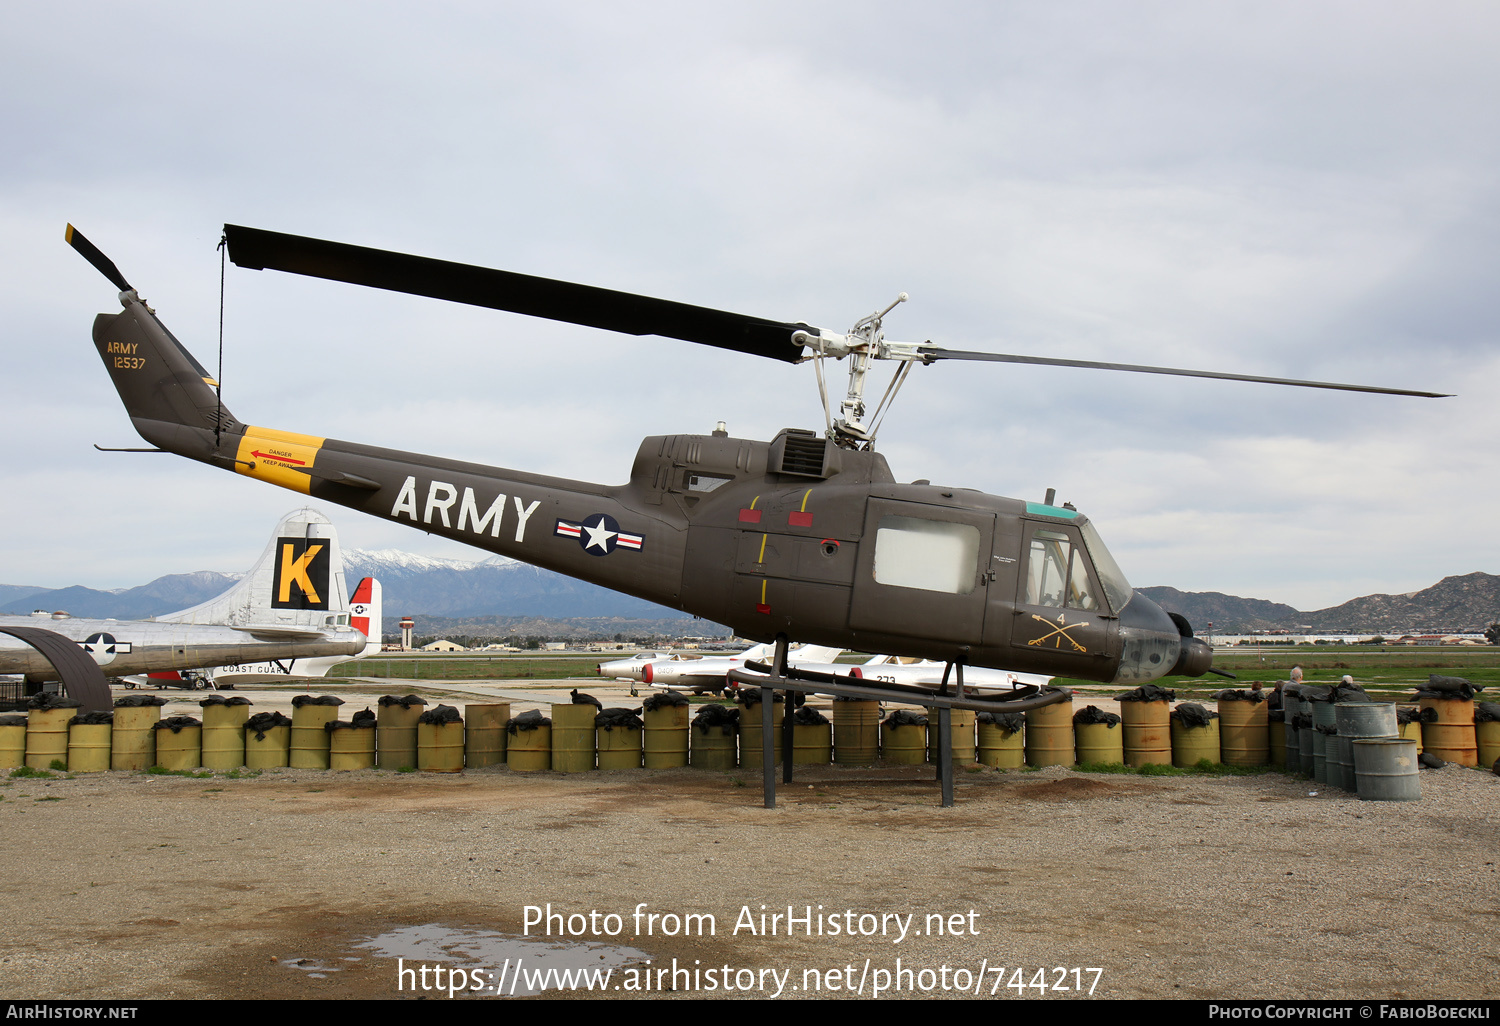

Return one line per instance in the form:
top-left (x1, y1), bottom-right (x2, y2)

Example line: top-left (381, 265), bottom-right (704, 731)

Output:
top-left (731, 634), bottom-right (1070, 808)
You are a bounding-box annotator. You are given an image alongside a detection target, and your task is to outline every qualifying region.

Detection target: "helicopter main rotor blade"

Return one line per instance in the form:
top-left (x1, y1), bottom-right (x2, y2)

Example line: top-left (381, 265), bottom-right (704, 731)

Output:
top-left (223, 225), bottom-right (810, 364)
top-left (65, 224), bottom-right (133, 292)
top-left (916, 347), bottom-right (1451, 398)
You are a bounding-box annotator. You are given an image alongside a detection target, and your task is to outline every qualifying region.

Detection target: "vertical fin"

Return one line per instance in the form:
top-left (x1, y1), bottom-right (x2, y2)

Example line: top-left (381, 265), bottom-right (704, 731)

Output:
top-left (349, 578), bottom-right (383, 657)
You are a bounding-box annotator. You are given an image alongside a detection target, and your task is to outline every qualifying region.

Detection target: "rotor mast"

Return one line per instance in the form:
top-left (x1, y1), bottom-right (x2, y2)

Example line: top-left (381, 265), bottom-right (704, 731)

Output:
top-left (794, 291), bottom-right (923, 450)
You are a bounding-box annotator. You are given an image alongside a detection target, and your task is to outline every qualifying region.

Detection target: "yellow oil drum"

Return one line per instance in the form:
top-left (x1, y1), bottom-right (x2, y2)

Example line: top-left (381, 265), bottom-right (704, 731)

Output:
top-left (833, 700), bottom-right (880, 766)
top-left (200, 698), bottom-right (252, 770)
top-left (67, 716), bottom-right (112, 773)
top-left (25, 706), bottom-right (74, 770)
top-left (643, 702), bottom-right (689, 769)
top-left (1217, 698), bottom-right (1269, 766)
top-left (793, 721), bottom-right (833, 764)
top-left (550, 704), bottom-right (597, 773)
top-left (1074, 721), bottom-right (1123, 765)
top-left (0, 718), bottom-right (25, 769)
top-left (1419, 697), bottom-right (1476, 767)
top-left (328, 723), bottom-right (376, 770)
top-left (290, 696), bottom-right (343, 770)
top-left (464, 703), bottom-right (510, 768)
top-left (596, 722), bottom-right (642, 770)
top-left (418, 721), bottom-right (466, 773)
top-left (1120, 699), bottom-right (1172, 767)
top-left (738, 697), bottom-right (783, 767)
top-left (153, 718), bottom-right (202, 770)
top-left (927, 709), bottom-right (977, 764)
top-left (882, 717), bottom-right (928, 765)
top-left (1025, 699), bottom-right (1075, 767)
top-left (377, 695), bottom-right (427, 771)
top-left (1171, 717), bottom-right (1221, 768)
top-left (1477, 719), bottom-right (1500, 772)
top-left (976, 716), bottom-right (1024, 768)
top-left (245, 713), bottom-right (292, 769)
top-left (507, 722), bottom-right (552, 772)
top-left (111, 702), bottom-right (162, 770)
top-left (690, 723), bottom-right (737, 771)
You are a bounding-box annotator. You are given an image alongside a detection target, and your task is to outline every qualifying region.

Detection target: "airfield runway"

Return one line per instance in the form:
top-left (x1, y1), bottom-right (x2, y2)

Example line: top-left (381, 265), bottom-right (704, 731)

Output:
top-left (1, 678), bottom-right (1496, 1002)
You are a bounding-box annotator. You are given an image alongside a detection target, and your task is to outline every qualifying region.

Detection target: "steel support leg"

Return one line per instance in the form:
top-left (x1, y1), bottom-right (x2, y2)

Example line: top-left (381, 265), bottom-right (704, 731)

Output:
top-left (938, 705), bottom-right (954, 807)
top-left (761, 685), bottom-right (775, 809)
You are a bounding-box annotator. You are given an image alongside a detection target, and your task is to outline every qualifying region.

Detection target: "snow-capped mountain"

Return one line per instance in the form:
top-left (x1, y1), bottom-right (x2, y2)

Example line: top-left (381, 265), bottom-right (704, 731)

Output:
top-left (341, 548), bottom-right (689, 620)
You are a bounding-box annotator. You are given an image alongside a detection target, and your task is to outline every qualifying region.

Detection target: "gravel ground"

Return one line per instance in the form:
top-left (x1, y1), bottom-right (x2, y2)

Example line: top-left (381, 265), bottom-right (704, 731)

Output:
top-left (2, 681), bottom-right (1496, 1002)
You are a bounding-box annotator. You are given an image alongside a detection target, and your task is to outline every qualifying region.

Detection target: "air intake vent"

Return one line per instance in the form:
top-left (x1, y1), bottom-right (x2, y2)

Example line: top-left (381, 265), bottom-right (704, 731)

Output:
top-left (769, 429), bottom-right (833, 478)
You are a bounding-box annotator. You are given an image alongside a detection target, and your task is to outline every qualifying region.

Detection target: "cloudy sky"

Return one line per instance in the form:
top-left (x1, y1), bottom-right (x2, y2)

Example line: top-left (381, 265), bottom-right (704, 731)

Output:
top-left (2, 2), bottom-right (1496, 613)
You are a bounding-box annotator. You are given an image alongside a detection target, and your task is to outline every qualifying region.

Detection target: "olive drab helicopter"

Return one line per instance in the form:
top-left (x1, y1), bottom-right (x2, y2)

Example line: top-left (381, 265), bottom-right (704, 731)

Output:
top-left (65, 224), bottom-right (1449, 708)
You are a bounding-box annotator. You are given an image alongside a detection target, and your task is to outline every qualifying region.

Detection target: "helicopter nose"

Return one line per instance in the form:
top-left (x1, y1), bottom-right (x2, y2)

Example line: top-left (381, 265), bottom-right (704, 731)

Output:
top-left (1112, 590), bottom-right (1192, 685)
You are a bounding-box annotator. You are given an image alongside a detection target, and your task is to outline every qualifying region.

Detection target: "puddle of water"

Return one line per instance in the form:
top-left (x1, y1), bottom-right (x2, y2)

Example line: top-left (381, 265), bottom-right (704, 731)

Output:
top-left (280, 956), bottom-right (340, 978)
top-left (356, 924), bottom-right (650, 997)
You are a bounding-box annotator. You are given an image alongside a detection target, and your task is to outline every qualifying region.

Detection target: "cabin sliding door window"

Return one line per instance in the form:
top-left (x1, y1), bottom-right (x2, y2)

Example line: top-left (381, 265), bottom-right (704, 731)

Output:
top-left (872, 515), bottom-right (981, 595)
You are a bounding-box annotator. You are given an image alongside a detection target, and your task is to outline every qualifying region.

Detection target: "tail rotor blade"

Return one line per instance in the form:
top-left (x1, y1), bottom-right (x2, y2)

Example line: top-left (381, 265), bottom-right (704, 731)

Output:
top-left (65, 224), bottom-right (132, 292)
top-left (917, 347), bottom-right (1452, 399)
top-left (223, 224), bottom-right (812, 363)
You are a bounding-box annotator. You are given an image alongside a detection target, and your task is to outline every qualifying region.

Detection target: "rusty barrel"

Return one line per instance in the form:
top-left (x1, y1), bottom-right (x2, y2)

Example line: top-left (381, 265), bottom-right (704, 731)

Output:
top-left (1419, 697), bottom-right (1477, 767)
top-left (643, 704), bottom-right (689, 769)
top-left (67, 719), bottom-right (112, 773)
top-left (418, 720), bottom-right (466, 773)
top-left (1120, 699), bottom-right (1170, 767)
top-left (882, 720), bottom-right (927, 765)
top-left (328, 723), bottom-right (377, 770)
top-left (833, 700), bottom-right (880, 766)
top-left (1217, 698), bottom-right (1268, 766)
top-left (153, 719), bottom-right (201, 771)
top-left (793, 721), bottom-right (833, 765)
top-left (927, 709), bottom-right (976, 765)
top-left (377, 697), bottom-right (426, 771)
top-left (25, 706), bottom-right (72, 770)
top-left (1171, 717), bottom-right (1220, 768)
top-left (549, 704), bottom-right (596, 773)
top-left (1025, 699), bottom-right (1074, 768)
top-left (200, 700), bottom-right (251, 770)
top-left (977, 716), bottom-right (1024, 768)
top-left (596, 721), bottom-right (642, 770)
top-left (111, 702), bottom-right (161, 770)
top-left (464, 703), bottom-right (510, 768)
top-left (0, 718), bottom-right (25, 769)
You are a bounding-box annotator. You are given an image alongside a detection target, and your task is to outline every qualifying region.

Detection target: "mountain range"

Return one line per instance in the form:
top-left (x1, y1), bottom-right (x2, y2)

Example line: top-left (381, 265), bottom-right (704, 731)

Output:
top-left (1142, 572), bottom-right (1500, 634)
top-left (5, 551), bottom-right (1497, 635)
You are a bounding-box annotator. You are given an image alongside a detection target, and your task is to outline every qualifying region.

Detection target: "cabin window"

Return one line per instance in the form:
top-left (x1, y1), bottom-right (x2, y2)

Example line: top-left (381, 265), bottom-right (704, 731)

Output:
top-left (872, 516), bottom-right (980, 595)
top-left (1025, 528), bottom-right (1099, 610)
top-left (685, 472), bottom-right (733, 492)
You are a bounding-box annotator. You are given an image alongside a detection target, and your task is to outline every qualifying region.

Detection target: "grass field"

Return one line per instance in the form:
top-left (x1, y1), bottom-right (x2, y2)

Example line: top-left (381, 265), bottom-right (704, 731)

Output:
top-left (1057, 645), bottom-right (1500, 699)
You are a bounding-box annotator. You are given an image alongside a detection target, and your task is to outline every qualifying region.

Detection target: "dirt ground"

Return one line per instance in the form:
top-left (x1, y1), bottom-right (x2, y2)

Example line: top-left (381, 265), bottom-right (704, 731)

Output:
top-left (2, 752), bottom-right (1497, 1002)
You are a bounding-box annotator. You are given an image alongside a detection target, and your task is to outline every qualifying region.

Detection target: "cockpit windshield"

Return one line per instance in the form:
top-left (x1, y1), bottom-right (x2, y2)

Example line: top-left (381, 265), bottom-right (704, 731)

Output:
top-left (1079, 519), bottom-right (1133, 613)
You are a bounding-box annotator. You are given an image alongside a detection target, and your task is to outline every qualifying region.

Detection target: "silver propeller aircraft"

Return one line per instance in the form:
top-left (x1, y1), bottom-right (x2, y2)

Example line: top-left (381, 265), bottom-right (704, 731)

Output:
top-left (0, 509), bottom-right (376, 689)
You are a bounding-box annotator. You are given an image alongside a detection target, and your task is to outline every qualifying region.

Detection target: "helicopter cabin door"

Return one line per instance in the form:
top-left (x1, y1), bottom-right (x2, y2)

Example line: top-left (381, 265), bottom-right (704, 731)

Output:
top-left (848, 499), bottom-right (995, 647)
top-left (1007, 519), bottom-right (1116, 677)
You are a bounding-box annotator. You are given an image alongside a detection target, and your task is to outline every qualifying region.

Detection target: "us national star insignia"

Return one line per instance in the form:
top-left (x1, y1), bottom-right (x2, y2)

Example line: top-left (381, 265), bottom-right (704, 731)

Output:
top-left (554, 514), bottom-right (644, 556)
